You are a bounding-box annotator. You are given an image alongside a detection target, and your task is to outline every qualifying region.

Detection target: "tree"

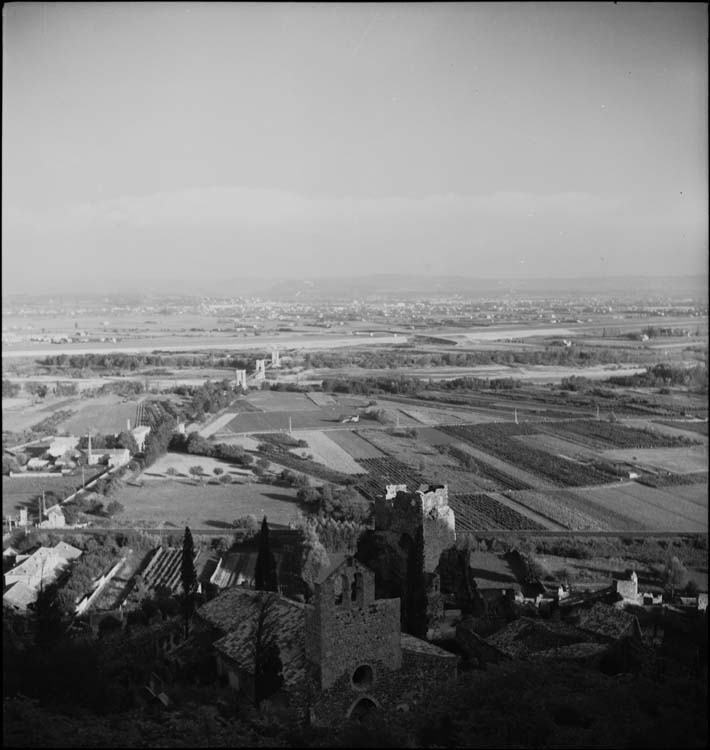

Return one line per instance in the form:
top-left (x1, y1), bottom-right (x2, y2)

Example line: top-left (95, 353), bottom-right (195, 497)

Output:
top-left (663, 556), bottom-right (687, 599)
top-left (113, 430), bottom-right (139, 455)
top-left (166, 467), bottom-right (178, 477)
top-left (233, 514), bottom-right (259, 537)
top-left (105, 500), bottom-right (124, 517)
top-left (181, 526), bottom-right (198, 635)
top-left (300, 523), bottom-right (330, 599)
top-left (189, 465), bottom-right (204, 482)
top-left (213, 466), bottom-right (224, 477)
top-left (252, 593), bottom-right (284, 708)
top-left (254, 516), bottom-right (278, 592)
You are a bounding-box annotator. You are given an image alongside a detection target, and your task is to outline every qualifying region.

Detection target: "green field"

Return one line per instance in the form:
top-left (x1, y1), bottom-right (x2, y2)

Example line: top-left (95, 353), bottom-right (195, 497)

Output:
top-left (2, 469), bottom-right (104, 516)
top-left (113, 479), bottom-right (303, 529)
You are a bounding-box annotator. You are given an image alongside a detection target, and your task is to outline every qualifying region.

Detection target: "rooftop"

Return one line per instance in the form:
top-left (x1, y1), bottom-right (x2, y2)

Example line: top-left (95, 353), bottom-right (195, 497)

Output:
top-left (467, 551), bottom-right (521, 591)
top-left (574, 602), bottom-right (640, 641)
top-left (3, 580), bottom-right (38, 610)
top-left (200, 588), bottom-right (308, 689)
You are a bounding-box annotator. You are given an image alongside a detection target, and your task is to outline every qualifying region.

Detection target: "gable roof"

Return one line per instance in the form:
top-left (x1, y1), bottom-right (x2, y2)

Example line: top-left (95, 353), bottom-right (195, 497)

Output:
top-left (467, 551), bottom-right (521, 591)
top-left (5, 546), bottom-right (62, 581)
top-left (400, 633), bottom-right (458, 659)
top-left (199, 588), bottom-right (308, 689)
top-left (53, 541), bottom-right (82, 560)
top-left (574, 602), bottom-right (640, 641)
top-left (486, 618), bottom-right (587, 659)
top-left (3, 580), bottom-right (38, 610)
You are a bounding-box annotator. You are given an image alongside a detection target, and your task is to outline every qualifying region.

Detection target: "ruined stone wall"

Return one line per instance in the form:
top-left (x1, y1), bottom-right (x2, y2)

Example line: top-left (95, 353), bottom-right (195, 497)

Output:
top-left (423, 505), bottom-right (456, 573)
top-left (308, 647), bottom-right (457, 726)
top-left (375, 486), bottom-right (456, 574)
top-left (306, 598), bottom-right (402, 689)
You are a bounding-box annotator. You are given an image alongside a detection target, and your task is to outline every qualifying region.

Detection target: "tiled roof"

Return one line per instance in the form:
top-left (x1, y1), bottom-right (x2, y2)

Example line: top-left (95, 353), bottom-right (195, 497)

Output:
top-left (5, 547), bottom-right (62, 581)
top-left (574, 602), bottom-right (639, 641)
top-left (210, 551), bottom-right (257, 589)
top-left (486, 618), bottom-right (588, 659)
top-left (530, 642), bottom-right (608, 661)
top-left (3, 581), bottom-right (38, 609)
top-left (400, 633), bottom-right (458, 659)
top-left (467, 551), bottom-right (520, 590)
top-left (203, 588), bottom-right (308, 689)
top-left (53, 541), bottom-right (82, 560)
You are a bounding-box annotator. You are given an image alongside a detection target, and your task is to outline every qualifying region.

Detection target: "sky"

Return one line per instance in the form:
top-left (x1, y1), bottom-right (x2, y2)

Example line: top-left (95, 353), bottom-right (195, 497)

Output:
top-left (2, 2), bottom-right (707, 294)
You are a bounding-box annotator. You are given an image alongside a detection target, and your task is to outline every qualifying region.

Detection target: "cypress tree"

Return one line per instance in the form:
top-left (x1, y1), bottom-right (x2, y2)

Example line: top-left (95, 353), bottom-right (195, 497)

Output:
top-left (254, 516), bottom-right (278, 592)
top-left (181, 526), bottom-right (197, 597)
top-left (180, 526), bottom-right (197, 635)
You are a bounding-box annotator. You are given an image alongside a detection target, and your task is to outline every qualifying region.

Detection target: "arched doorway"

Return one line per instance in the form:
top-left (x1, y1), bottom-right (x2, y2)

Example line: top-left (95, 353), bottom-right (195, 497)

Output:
top-left (348, 696), bottom-right (378, 721)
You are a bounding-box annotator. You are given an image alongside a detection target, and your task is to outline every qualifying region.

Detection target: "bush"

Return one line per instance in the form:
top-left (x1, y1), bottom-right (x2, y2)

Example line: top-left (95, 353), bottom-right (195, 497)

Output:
top-left (106, 500), bottom-right (124, 517)
top-left (233, 515), bottom-right (259, 537)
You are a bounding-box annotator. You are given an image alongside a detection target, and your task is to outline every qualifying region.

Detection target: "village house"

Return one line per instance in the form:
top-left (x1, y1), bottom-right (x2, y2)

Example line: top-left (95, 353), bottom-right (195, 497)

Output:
top-left (457, 600), bottom-right (644, 673)
top-left (195, 556), bottom-right (457, 725)
top-left (3, 541), bottom-right (82, 611)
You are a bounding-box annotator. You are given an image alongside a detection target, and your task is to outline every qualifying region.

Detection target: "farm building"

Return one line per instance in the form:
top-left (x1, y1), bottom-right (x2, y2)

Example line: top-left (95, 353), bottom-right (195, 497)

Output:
top-left (3, 580), bottom-right (39, 612)
top-left (467, 550), bottom-right (523, 599)
top-left (39, 503), bottom-right (66, 529)
top-left (46, 436), bottom-right (80, 459)
top-left (3, 541), bottom-right (82, 609)
top-left (85, 448), bottom-right (131, 468)
top-left (613, 570), bottom-right (643, 605)
top-left (196, 556), bottom-right (457, 725)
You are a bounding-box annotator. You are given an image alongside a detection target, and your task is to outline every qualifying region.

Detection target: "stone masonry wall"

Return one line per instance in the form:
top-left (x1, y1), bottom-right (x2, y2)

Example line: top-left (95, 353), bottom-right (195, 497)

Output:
top-left (308, 647), bottom-right (457, 726)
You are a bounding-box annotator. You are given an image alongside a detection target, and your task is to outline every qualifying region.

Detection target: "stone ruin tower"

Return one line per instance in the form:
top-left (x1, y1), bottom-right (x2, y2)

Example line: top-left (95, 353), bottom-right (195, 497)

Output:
top-left (375, 484), bottom-right (456, 574)
top-left (305, 556), bottom-right (401, 691)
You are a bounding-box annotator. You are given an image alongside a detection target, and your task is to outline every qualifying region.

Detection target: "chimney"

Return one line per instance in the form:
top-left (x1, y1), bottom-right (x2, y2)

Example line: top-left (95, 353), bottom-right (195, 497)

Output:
top-left (127, 418), bottom-right (131, 431)
top-left (87, 432), bottom-right (92, 463)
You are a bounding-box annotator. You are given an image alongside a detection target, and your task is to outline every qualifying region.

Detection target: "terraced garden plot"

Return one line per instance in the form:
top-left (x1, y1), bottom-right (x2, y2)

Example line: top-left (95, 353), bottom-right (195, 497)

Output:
top-left (511, 433), bottom-right (599, 461)
top-left (325, 429), bottom-right (386, 459)
top-left (2, 469), bottom-right (104, 515)
top-left (113, 480), bottom-right (302, 528)
top-left (548, 420), bottom-right (700, 449)
top-left (226, 408), bottom-right (340, 433)
top-left (656, 482), bottom-right (708, 507)
top-left (504, 489), bottom-right (633, 532)
top-left (449, 493), bottom-right (547, 531)
top-left (636, 472), bottom-right (709, 488)
top-left (140, 546), bottom-right (201, 594)
top-left (354, 457), bottom-right (427, 501)
top-left (393, 406), bottom-right (471, 426)
top-left (245, 391), bottom-right (322, 412)
top-left (441, 425), bottom-right (615, 488)
top-left (306, 392), bottom-right (337, 407)
top-left (199, 412), bottom-right (240, 437)
top-left (56, 396), bottom-right (143, 435)
top-left (653, 420), bottom-right (708, 437)
top-left (568, 484), bottom-right (707, 532)
top-left (287, 430), bottom-right (365, 474)
top-left (599, 445), bottom-right (708, 475)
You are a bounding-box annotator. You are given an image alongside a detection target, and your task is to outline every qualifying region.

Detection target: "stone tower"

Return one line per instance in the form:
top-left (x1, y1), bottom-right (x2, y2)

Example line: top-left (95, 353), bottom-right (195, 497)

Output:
top-left (375, 484), bottom-right (456, 574)
top-left (304, 557), bottom-right (401, 690)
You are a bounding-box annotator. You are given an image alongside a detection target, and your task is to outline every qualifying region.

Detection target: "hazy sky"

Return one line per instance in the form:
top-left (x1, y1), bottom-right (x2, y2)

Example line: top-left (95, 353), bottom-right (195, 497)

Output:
top-left (2, 2), bottom-right (707, 294)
